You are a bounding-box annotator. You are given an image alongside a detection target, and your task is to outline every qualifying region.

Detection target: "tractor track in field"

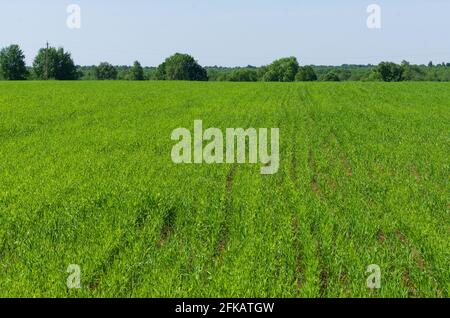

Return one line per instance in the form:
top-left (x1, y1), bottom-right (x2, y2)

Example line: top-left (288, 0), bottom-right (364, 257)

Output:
top-left (213, 89), bottom-right (261, 261)
top-left (291, 217), bottom-right (304, 291)
top-left (286, 88), bottom-right (301, 188)
top-left (294, 86), bottom-right (331, 294)
top-left (214, 163), bottom-right (238, 260)
top-left (339, 267), bottom-right (350, 294)
top-left (316, 240), bottom-right (329, 297)
top-left (0, 236), bottom-right (16, 268)
top-left (88, 239), bottom-right (128, 291)
top-left (120, 204), bottom-right (179, 295)
top-left (399, 263), bottom-right (420, 298)
top-left (394, 229), bottom-right (443, 297)
top-left (0, 222), bottom-right (20, 263)
top-left (157, 208), bottom-right (177, 248)
top-left (299, 87), bottom-right (325, 200)
top-left (290, 150), bottom-right (304, 292)
top-left (395, 230), bottom-right (426, 272)
top-left (289, 148), bottom-right (298, 186)
top-left (410, 165), bottom-right (421, 180)
top-left (401, 272), bottom-right (419, 298)
top-left (301, 87), bottom-right (356, 296)
top-left (283, 87), bottom-right (307, 293)
top-left (300, 86), bottom-right (354, 197)
top-left (87, 195), bottom-right (170, 291)
top-left (376, 227), bottom-right (443, 297)
top-left (307, 149), bottom-right (323, 199)
top-left (329, 131), bottom-right (354, 177)
top-left (320, 128), bottom-right (354, 185)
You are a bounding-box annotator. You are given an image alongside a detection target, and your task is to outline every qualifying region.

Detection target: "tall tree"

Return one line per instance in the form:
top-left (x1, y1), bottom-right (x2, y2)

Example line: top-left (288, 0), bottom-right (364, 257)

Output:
top-left (129, 61), bottom-right (144, 80)
top-left (156, 53), bottom-right (208, 81)
top-left (33, 46), bottom-right (79, 80)
top-left (0, 44), bottom-right (28, 80)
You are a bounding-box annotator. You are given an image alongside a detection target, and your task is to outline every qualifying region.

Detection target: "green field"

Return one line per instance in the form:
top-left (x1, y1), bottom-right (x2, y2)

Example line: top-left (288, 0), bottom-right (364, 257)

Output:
top-left (0, 81), bottom-right (448, 298)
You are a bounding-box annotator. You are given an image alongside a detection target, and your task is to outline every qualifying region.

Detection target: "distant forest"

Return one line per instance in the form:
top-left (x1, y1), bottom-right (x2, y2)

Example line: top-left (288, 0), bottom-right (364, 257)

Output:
top-left (17, 62), bottom-right (450, 82)
top-left (75, 63), bottom-right (450, 82)
top-left (1, 44), bottom-right (450, 82)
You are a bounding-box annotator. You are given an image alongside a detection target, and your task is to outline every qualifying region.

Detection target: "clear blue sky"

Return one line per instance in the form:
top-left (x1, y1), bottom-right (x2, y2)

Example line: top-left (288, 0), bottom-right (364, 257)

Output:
top-left (1, 0), bottom-right (449, 67)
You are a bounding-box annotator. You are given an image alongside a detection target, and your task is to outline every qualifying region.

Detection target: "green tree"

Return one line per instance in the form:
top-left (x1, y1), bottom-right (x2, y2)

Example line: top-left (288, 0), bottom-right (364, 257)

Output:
top-left (129, 61), bottom-right (144, 80)
top-left (0, 45), bottom-right (28, 80)
top-left (33, 46), bottom-right (79, 80)
top-left (262, 57), bottom-right (299, 82)
top-left (156, 53), bottom-right (208, 81)
top-left (95, 62), bottom-right (118, 80)
top-left (337, 69), bottom-right (352, 81)
top-left (227, 68), bottom-right (258, 82)
top-left (295, 66), bottom-right (317, 81)
top-left (322, 71), bottom-right (340, 82)
top-left (374, 62), bottom-right (403, 82)
top-left (401, 60), bottom-right (425, 81)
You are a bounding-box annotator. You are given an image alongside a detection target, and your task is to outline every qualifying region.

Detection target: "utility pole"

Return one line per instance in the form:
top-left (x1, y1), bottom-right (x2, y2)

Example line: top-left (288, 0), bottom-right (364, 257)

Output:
top-left (44, 41), bottom-right (49, 80)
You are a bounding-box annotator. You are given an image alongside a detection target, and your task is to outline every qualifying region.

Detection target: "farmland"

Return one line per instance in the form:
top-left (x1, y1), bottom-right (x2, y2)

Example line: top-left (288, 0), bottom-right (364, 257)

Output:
top-left (0, 81), bottom-right (448, 297)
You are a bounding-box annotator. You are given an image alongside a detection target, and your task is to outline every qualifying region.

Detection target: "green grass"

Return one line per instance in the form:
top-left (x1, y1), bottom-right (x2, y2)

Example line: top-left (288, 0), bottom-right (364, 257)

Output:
top-left (0, 81), bottom-right (448, 298)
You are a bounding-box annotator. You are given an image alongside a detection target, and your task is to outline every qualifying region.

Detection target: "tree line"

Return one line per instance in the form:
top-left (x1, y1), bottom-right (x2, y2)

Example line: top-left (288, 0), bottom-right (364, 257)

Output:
top-left (1, 44), bottom-right (450, 82)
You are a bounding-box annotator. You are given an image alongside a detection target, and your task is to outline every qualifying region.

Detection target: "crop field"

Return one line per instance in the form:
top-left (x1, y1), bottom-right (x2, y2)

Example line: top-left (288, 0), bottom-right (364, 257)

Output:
top-left (0, 81), bottom-right (448, 298)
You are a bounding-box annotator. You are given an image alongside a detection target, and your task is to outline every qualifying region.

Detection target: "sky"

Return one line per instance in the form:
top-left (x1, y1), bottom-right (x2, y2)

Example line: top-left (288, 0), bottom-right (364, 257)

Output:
top-left (1, 0), bottom-right (449, 67)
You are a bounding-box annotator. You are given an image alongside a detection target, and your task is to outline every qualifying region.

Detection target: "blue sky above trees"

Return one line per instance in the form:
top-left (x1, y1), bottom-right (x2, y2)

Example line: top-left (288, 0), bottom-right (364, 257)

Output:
top-left (1, 0), bottom-right (449, 66)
